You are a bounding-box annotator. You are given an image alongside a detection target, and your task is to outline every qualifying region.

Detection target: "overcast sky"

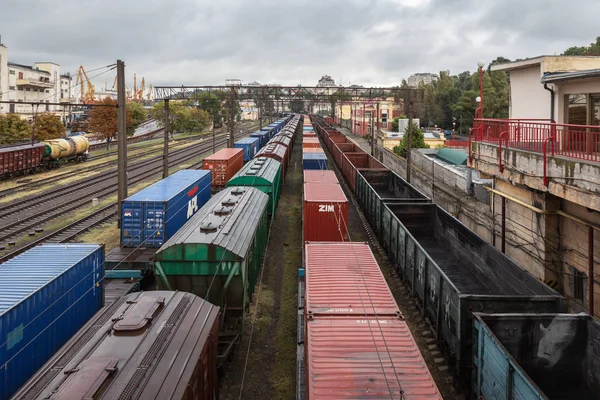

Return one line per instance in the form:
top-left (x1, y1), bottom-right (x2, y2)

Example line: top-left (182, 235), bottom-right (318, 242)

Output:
top-left (2, 0), bottom-right (600, 89)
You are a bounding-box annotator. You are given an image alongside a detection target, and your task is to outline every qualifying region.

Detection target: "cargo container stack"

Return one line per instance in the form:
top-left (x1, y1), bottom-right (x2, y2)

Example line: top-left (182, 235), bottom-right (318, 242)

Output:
top-left (302, 242), bottom-right (443, 399)
top-left (234, 137), bottom-right (260, 161)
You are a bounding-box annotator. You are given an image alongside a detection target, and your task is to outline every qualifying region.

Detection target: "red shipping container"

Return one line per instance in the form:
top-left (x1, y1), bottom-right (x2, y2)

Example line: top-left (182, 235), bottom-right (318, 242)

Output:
top-left (341, 152), bottom-right (388, 193)
top-left (303, 132), bottom-right (317, 138)
top-left (202, 148), bottom-right (244, 188)
top-left (306, 316), bottom-right (443, 399)
top-left (303, 170), bottom-right (338, 184)
top-left (302, 138), bottom-right (321, 149)
top-left (304, 242), bottom-right (400, 317)
top-left (302, 147), bottom-right (324, 154)
top-left (303, 183), bottom-right (348, 242)
top-left (256, 144), bottom-right (288, 180)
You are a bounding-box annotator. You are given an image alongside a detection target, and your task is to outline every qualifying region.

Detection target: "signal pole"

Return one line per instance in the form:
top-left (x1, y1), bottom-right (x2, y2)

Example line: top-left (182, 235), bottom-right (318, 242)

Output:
top-left (163, 99), bottom-right (170, 178)
top-left (117, 60), bottom-right (127, 228)
top-left (406, 90), bottom-right (413, 183)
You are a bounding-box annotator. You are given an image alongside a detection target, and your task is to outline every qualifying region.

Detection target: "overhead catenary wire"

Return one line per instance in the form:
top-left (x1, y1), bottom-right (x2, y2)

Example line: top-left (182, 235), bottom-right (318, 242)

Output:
top-left (0, 125), bottom-right (264, 364)
top-left (0, 63), bottom-right (116, 101)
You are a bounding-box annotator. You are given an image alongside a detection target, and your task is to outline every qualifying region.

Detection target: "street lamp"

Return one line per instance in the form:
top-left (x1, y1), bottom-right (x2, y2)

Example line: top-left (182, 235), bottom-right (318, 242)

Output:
top-left (477, 61), bottom-right (485, 117)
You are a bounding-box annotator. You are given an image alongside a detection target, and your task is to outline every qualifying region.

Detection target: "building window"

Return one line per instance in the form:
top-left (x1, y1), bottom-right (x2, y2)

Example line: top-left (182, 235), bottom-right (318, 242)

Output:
top-left (26, 88), bottom-right (31, 92)
top-left (18, 72), bottom-right (23, 79)
top-left (571, 266), bottom-right (587, 303)
top-left (381, 112), bottom-right (388, 126)
top-left (46, 90), bottom-right (49, 93)
top-left (9, 86), bottom-right (15, 90)
top-left (567, 94), bottom-right (587, 125)
top-left (18, 87), bottom-right (23, 91)
top-left (9, 69), bottom-right (15, 75)
top-left (17, 99), bottom-right (23, 102)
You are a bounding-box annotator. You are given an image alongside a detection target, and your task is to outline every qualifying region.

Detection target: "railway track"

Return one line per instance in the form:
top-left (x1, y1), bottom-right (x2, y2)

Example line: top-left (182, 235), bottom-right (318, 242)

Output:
top-left (0, 128), bottom-right (253, 261)
top-left (0, 123), bottom-right (256, 198)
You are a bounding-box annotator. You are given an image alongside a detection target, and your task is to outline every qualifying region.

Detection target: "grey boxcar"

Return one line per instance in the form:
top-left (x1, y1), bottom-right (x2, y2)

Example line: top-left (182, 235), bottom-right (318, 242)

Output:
top-left (380, 202), bottom-right (566, 382)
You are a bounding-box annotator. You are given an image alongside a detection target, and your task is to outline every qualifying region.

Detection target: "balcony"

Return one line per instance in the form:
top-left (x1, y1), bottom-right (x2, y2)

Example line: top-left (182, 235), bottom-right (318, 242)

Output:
top-left (469, 118), bottom-right (600, 210)
top-left (16, 78), bottom-right (54, 89)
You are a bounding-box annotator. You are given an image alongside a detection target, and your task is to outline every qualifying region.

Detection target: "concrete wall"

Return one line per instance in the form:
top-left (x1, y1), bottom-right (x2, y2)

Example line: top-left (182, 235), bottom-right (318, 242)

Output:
top-left (508, 66), bottom-right (550, 120)
top-left (472, 142), bottom-right (600, 211)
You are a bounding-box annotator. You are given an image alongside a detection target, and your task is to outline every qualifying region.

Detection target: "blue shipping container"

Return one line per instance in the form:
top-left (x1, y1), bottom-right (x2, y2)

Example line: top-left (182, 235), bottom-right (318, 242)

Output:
top-left (261, 126), bottom-right (275, 138)
top-left (235, 137), bottom-right (260, 161)
top-left (303, 126), bottom-right (314, 131)
top-left (303, 153), bottom-right (328, 170)
top-left (268, 123), bottom-right (280, 135)
top-left (0, 243), bottom-right (104, 400)
top-left (121, 169), bottom-right (212, 248)
top-left (250, 130), bottom-right (270, 148)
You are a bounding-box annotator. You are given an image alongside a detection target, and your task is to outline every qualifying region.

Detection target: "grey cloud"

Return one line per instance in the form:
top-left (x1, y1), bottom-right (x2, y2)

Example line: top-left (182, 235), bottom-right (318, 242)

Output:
top-left (1, 0), bottom-right (599, 88)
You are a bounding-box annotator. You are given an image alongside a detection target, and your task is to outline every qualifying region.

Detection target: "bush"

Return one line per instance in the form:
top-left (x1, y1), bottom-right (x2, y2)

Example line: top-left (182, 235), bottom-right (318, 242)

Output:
top-left (392, 123), bottom-right (429, 158)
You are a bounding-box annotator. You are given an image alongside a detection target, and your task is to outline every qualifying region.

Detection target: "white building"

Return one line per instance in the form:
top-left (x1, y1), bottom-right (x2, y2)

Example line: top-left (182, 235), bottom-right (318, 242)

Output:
top-left (491, 55), bottom-right (600, 124)
top-left (407, 72), bottom-right (438, 87)
top-left (317, 75), bottom-right (336, 87)
top-left (0, 42), bottom-right (71, 119)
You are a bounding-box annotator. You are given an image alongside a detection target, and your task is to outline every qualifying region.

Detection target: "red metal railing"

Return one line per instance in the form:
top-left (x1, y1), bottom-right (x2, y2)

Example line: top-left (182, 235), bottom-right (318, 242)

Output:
top-left (472, 118), bottom-right (600, 162)
top-left (470, 118), bottom-right (600, 185)
top-left (444, 139), bottom-right (469, 148)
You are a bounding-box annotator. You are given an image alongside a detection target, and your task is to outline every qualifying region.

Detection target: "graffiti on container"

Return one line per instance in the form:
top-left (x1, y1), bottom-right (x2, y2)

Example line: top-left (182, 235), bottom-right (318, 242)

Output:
top-left (7, 323), bottom-right (24, 350)
top-left (444, 293), bottom-right (452, 328)
top-left (429, 273), bottom-right (438, 304)
top-left (417, 258), bottom-right (425, 284)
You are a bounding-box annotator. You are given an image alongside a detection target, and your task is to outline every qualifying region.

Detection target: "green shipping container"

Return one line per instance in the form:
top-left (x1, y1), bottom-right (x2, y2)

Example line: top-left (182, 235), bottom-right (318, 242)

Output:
top-left (153, 186), bottom-right (270, 362)
top-left (226, 157), bottom-right (282, 218)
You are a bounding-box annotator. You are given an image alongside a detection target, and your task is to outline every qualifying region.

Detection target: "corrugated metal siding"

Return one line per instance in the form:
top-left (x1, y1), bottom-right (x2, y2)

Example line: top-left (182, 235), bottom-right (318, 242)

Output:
top-left (303, 183), bottom-right (348, 242)
top-left (250, 130), bottom-right (270, 148)
top-left (157, 187), bottom-right (269, 259)
top-left (227, 157), bottom-right (282, 217)
top-left (0, 244), bottom-right (104, 400)
top-left (12, 291), bottom-right (220, 400)
top-left (302, 153), bottom-right (328, 170)
top-left (256, 144), bottom-right (288, 179)
top-left (302, 138), bottom-right (321, 148)
top-left (121, 170), bottom-right (212, 248)
top-left (306, 317), bottom-right (443, 399)
top-left (234, 137), bottom-right (260, 161)
top-left (303, 170), bottom-right (338, 184)
top-left (202, 148), bottom-right (244, 187)
top-left (305, 242), bottom-right (400, 317)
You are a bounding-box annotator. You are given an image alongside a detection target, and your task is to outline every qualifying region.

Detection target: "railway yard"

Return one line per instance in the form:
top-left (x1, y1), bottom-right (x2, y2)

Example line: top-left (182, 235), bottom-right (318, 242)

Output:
top-left (0, 113), bottom-right (598, 400)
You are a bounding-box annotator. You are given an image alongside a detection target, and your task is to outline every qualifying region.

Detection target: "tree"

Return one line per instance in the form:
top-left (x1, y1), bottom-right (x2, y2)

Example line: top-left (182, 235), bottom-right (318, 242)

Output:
top-left (195, 92), bottom-right (223, 127)
top-left (562, 36), bottom-right (600, 56)
top-left (32, 113), bottom-right (65, 141)
top-left (0, 114), bottom-right (30, 144)
top-left (126, 102), bottom-right (147, 136)
top-left (88, 98), bottom-right (130, 150)
top-left (187, 108), bottom-right (211, 133)
top-left (290, 98), bottom-right (305, 113)
top-left (392, 123), bottom-right (429, 158)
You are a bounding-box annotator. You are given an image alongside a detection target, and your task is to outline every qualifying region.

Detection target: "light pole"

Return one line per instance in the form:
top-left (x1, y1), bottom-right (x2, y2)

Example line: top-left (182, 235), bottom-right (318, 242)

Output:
top-left (477, 61), bottom-right (485, 117)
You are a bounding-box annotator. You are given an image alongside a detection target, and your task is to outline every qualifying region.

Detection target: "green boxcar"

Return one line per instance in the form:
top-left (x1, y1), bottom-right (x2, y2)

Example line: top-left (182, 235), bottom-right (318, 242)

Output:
top-left (153, 186), bottom-right (270, 362)
top-left (226, 157), bottom-right (282, 218)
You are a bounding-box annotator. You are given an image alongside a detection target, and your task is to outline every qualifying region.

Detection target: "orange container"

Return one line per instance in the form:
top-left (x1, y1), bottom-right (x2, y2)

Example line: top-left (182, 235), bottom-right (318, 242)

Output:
top-left (202, 148), bottom-right (244, 188)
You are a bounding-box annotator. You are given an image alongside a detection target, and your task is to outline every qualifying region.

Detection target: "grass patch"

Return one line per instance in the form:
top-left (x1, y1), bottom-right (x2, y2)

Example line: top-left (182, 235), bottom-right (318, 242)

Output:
top-left (77, 221), bottom-right (120, 250)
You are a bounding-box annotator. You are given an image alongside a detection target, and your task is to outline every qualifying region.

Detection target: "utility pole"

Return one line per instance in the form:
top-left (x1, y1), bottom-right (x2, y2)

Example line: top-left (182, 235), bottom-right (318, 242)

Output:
top-left (211, 115), bottom-right (215, 154)
top-left (406, 90), bottom-right (413, 183)
top-left (116, 59), bottom-right (127, 228)
top-left (229, 86), bottom-right (236, 147)
top-left (163, 99), bottom-right (170, 178)
top-left (373, 102), bottom-right (379, 157)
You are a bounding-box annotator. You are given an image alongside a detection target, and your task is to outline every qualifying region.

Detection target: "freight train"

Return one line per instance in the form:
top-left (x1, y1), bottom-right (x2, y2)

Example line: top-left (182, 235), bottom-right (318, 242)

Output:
top-left (0, 135), bottom-right (90, 179)
top-left (297, 115), bottom-right (442, 399)
top-left (4, 114), bottom-right (298, 400)
top-left (307, 115), bottom-right (593, 400)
